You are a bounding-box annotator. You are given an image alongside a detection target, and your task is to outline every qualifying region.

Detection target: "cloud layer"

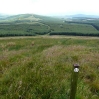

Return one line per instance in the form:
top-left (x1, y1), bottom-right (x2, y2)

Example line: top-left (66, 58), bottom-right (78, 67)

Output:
top-left (0, 0), bottom-right (99, 15)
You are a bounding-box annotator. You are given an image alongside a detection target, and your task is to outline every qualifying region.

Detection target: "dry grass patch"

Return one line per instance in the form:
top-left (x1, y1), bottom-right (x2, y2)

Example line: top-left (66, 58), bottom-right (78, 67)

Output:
top-left (42, 46), bottom-right (63, 58)
top-left (6, 42), bottom-right (16, 47)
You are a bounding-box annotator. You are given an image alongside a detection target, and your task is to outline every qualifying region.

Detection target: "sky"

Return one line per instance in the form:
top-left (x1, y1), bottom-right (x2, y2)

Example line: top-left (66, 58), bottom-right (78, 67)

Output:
top-left (0, 0), bottom-right (99, 16)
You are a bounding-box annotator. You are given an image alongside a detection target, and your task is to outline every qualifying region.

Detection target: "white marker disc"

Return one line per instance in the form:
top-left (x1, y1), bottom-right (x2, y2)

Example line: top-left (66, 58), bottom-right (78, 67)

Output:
top-left (74, 68), bottom-right (79, 72)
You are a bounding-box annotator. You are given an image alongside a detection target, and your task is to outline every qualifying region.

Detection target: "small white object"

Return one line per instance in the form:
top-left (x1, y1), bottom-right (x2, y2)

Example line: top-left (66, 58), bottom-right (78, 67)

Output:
top-left (74, 68), bottom-right (79, 72)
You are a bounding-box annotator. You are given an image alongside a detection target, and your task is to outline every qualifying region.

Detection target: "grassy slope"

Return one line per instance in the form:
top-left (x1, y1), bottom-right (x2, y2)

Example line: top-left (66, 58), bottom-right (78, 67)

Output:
top-left (0, 36), bottom-right (99, 99)
top-left (0, 14), bottom-right (99, 37)
top-left (0, 14), bottom-right (60, 36)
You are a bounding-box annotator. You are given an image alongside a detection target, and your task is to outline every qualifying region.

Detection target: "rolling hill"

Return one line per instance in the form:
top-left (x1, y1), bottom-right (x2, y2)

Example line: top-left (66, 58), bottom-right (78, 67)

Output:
top-left (0, 14), bottom-right (60, 23)
top-left (0, 14), bottom-right (10, 19)
top-left (66, 14), bottom-right (99, 18)
top-left (0, 14), bottom-right (99, 37)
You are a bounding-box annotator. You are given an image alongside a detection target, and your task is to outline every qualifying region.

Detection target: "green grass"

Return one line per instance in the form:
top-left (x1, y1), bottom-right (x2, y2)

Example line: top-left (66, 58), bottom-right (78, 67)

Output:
top-left (0, 36), bottom-right (99, 99)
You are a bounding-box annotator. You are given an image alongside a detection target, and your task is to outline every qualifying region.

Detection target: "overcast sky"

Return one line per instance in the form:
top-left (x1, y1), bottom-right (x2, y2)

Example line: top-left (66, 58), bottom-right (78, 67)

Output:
top-left (0, 0), bottom-right (99, 16)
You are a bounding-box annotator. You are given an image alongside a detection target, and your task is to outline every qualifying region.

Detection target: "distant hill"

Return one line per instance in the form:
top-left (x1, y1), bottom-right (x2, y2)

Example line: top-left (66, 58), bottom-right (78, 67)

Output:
top-left (0, 14), bottom-right (60, 23)
top-left (0, 14), bottom-right (41, 22)
top-left (64, 14), bottom-right (99, 18)
top-left (0, 14), bottom-right (10, 19)
top-left (0, 13), bottom-right (99, 37)
top-left (0, 14), bottom-right (62, 37)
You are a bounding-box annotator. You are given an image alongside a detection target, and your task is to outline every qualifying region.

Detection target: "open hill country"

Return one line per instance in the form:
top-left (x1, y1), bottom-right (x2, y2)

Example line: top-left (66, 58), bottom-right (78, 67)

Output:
top-left (0, 14), bottom-right (99, 99)
top-left (0, 14), bottom-right (99, 37)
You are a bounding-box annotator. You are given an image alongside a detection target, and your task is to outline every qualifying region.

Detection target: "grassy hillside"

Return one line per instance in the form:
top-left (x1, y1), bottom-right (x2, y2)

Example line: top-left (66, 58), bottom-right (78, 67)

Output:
top-left (0, 14), bottom-right (60, 36)
top-left (0, 14), bottom-right (41, 22)
top-left (0, 36), bottom-right (99, 99)
top-left (0, 14), bottom-right (99, 37)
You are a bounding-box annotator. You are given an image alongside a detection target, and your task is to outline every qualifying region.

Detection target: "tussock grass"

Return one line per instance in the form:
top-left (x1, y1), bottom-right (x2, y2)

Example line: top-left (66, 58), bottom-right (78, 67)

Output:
top-left (0, 37), bottom-right (99, 99)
